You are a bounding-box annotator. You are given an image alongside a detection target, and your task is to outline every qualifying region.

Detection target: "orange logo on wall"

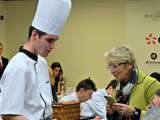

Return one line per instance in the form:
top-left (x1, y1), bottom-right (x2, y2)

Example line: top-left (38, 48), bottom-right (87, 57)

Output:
top-left (145, 33), bottom-right (160, 45)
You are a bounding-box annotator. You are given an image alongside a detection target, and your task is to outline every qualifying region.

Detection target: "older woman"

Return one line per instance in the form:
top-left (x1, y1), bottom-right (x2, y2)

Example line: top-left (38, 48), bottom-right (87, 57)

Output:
top-left (104, 45), bottom-right (160, 120)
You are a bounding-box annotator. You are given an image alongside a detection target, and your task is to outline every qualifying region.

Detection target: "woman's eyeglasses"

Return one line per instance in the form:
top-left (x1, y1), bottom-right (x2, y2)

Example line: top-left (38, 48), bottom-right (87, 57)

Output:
top-left (107, 62), bottom-right (127, 70)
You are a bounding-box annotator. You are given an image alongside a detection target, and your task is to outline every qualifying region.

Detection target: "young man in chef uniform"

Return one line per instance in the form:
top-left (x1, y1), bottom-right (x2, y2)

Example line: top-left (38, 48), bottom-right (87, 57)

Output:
top-left (0, 0), bottom-right (71, 120)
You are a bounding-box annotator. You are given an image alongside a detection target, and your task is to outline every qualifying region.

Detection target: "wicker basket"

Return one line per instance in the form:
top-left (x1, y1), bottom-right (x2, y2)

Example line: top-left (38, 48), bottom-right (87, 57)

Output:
top-left (52, 101), bottom-right (80, 120)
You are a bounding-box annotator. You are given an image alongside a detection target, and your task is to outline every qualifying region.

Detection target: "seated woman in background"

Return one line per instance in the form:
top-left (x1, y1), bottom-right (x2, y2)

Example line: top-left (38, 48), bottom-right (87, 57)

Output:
top-left (50, 62), bottom-right (64, 102)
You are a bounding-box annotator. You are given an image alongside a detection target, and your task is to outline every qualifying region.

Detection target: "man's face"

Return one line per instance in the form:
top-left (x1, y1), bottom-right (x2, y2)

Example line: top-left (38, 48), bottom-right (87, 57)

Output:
top-left (79, 89), bottom-right (93, 102)
top-left (34, 32), bottom-right (58, 57)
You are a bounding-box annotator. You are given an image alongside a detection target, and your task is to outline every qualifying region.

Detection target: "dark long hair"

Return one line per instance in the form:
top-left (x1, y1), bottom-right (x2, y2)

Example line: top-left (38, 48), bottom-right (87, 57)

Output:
top-left (50, 62), bottom-right (63, 76)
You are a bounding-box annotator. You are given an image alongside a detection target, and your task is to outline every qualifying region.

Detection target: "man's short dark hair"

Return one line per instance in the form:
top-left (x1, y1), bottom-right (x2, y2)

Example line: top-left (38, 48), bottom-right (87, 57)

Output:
top-left (76, 79), bottom-right (97, 92)
top-left (28, 26), bottom-right (46, 38)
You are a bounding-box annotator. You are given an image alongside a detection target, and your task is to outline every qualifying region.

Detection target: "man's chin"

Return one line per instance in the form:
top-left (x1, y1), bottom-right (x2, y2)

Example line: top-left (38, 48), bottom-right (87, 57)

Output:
top-left (40, 53), bottom-right (48, 57)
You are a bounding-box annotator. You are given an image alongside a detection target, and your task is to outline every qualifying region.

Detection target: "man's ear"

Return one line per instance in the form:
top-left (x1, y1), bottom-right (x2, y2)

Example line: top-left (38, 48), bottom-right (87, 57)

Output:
top-left (31, 30), bottom-right (39, 39)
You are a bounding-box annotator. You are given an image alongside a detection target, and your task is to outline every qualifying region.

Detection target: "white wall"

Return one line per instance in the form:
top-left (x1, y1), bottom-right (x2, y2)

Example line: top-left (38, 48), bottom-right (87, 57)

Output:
top-left (5, 1), bottom-right (37, 58)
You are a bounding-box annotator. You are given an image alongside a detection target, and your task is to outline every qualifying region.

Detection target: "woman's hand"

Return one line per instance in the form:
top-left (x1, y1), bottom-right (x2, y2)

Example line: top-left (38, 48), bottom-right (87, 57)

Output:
top-left (106, 105), bottom-right (114, 115)
top-left (111, 103), bottom-right (134, 117)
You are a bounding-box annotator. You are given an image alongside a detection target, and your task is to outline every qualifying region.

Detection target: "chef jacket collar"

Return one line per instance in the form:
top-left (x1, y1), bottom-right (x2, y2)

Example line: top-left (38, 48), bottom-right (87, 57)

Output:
top-left (20, 48), bottom-right (38, 61)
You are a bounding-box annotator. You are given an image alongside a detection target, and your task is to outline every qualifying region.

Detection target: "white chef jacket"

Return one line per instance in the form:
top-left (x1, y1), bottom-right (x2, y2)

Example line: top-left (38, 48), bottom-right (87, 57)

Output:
top-left (0, 50), bottom-right (53, 120)
top-left (81, 89), bottom-right (108, 120)
top-left (60, 91), bottom-right (79, 102)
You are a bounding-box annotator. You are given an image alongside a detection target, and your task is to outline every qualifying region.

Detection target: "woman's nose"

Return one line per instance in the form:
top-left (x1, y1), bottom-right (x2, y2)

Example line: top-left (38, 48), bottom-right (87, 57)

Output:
top-left (110, 68), bottom-right (117, 73)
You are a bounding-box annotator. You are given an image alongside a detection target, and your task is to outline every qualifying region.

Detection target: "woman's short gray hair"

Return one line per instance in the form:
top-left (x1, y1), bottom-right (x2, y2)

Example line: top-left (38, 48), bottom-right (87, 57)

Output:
top-left (104, 45), bottom-right (137, 67)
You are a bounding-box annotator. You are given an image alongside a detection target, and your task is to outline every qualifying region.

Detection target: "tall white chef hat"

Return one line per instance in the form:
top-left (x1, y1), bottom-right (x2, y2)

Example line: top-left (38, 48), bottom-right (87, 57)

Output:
top-left (32, 0), bottom-right (72, 36)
